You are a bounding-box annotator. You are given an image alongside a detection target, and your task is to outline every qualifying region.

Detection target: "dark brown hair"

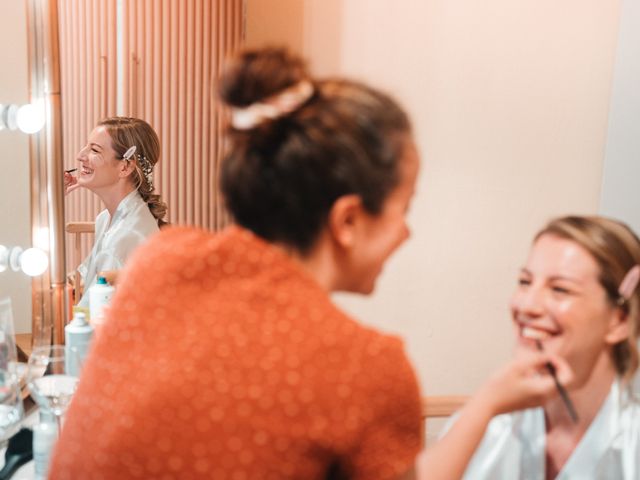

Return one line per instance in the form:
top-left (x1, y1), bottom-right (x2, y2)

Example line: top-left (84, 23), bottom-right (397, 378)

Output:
top-left (98, 117), bottom-right (168, 227)
top-left (219, 47), bottom-right (412, 253)
top-left (536, 216), bottom-right (640, 380)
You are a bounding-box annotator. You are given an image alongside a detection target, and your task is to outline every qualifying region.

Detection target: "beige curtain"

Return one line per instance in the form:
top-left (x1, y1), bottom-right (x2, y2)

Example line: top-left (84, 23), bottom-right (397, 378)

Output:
top-left (59, 0), bottom-right (244, 272)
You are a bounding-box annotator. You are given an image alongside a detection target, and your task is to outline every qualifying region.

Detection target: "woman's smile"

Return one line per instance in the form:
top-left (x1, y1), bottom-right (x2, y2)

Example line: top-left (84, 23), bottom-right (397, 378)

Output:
top-left (519, 323), bottom-right (561, 342)
top-left (79, 165), bottom-right (94, 176)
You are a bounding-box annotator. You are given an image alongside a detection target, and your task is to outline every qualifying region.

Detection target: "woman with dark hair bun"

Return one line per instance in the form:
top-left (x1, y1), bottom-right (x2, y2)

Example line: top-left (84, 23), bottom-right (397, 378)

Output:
top-left (52, 48), bottom-right (571, 480)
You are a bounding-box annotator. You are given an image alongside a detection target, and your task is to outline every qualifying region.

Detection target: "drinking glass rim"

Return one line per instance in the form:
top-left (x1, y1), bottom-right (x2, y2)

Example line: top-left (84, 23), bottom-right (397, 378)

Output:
top-left (30, 345), bottom-right (66, 362)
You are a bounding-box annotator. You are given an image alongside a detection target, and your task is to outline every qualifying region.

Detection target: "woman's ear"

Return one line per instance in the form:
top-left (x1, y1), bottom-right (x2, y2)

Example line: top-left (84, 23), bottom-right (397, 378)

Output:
top-left (119, 159), bottom-right (136, 179)
top-left (605, 308), bottom-right (631, 345)
top-left (327, 194), bottom-right (363, 249)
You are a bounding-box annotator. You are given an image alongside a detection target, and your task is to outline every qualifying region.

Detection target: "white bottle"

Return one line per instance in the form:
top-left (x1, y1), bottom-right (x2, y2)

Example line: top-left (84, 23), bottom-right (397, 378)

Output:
top-left (33, 412), bottom-right (58, 480)
top-left (65, 311), bottom-right (94, 377)
top-left (89, 276), bottom-right (115, 325)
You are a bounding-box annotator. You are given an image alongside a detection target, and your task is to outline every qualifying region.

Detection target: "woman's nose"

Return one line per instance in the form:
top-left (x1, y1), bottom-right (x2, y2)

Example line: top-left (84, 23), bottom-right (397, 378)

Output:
top-left (512, 285), bottom-right (545, 317)
top-left (77, 147), bottom-right (87, 162)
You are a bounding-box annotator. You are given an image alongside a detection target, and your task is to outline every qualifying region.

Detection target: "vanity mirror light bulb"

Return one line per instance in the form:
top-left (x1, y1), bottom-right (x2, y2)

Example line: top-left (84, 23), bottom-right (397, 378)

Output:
top-left (0, 104), bottom-right (19, 130)
top-left (16, 102), bottom-right (45, 134)
top-left (19, 247), bottom-right (48, 276)
top-left (0, 245), bottom-right (8, 272)
top-left (0, 102), bottom-right (44, 133)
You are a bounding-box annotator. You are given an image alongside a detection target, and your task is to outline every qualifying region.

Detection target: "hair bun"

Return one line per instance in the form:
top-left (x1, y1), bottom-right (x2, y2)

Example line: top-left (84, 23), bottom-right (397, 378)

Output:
top-left (219, 47), bottom-right (310, 108)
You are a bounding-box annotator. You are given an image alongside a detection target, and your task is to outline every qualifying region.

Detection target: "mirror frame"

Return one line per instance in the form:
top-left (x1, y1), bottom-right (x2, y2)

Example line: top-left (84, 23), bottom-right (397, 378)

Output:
top-left (27, 0), bottom-right (67, 347)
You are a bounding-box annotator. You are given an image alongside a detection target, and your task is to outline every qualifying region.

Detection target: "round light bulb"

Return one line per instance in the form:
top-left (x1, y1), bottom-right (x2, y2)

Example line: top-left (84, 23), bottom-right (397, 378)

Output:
top-left (19, 247), bottom-right (48, 276)
top-left (4, 104), bottom-right (19, 130)
top-left (0, 245), bottom-right (8, 273)
top-left (16, 102), bottom-right (45, 134)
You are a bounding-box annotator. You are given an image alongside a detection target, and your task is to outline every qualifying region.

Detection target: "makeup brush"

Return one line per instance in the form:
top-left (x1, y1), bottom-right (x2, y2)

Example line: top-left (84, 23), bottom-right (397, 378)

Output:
top-left (0, 427), bottom-right (33, 480)
top-left (534, 339), bottom-right (578, 423)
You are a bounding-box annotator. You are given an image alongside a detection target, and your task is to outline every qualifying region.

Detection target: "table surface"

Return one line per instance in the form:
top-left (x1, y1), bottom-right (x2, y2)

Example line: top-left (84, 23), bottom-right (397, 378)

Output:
top-left (15, 334), bottom-right (32, 362)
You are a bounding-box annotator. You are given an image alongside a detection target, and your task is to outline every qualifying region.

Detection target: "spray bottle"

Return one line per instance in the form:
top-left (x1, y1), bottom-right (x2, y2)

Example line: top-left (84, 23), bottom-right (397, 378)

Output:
top-left (64, 311), bottom-right (94, 377)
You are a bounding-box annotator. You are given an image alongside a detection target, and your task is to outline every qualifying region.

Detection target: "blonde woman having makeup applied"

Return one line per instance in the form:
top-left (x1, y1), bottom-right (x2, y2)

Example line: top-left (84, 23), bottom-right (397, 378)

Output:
top-left (455, 216), bottom-right (640, 480)
top-left (64, 117), bottom-right (167, 307)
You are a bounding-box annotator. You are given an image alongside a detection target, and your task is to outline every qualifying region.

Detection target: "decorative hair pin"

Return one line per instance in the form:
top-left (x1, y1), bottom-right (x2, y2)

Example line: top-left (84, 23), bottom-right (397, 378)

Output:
top-left (123, 145), bottom-right (137, 160)
top-left (122, 145), bottom-right (153, 189)
top-left (617, 265), bottom-right (640, 305)
top-left (138, 155), bottom-right (153, 189)
top-left (231, 80), bottom-right (314, 130)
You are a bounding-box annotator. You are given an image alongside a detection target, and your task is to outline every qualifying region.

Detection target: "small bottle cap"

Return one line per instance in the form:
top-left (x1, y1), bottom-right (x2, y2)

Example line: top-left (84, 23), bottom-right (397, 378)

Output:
top-left (97, 276), bottom-right (107, 285)
top-left (70, 311), bottom-right (88, 326)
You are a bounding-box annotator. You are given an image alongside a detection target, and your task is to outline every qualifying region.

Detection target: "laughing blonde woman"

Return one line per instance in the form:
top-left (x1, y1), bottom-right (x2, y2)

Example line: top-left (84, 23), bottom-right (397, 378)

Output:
top-left (64, 117), bottom-right (167, 306)
top-left (457, 215), bottom-right (640, 479)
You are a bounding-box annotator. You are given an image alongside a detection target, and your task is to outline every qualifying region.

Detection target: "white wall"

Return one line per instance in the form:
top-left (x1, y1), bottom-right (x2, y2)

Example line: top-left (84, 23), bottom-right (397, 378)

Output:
top-left (0, 0), bottom-right (32, 333)
top-left (247, 0), bottom-right (620, 400)
top-left (600, 0), bottom-right (640, 233)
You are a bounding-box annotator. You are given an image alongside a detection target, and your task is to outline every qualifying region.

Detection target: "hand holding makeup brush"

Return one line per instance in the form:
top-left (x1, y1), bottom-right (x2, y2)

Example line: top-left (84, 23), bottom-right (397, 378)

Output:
top-left (476, 350), bottom-right (574, 416)
top-left (417, 352), bottom-right (574, 480)
top-left (64, 169), bottom-right (80, 195)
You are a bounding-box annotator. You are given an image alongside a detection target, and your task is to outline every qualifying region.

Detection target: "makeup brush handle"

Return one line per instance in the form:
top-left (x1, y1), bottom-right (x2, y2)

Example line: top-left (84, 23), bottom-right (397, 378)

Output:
top-left (535, 339), bottom-right (578, 423)
top-left (545, 362), bottom-right (579, 423)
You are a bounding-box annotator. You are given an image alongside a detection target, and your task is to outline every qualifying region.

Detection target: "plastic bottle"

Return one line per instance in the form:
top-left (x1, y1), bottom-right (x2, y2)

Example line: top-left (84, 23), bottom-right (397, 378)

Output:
top-left (33, 411), bottom-right (58, 480)
top-left (89, 276), bottom-right (115, 325)
top-left (65, 311), bottom-right (94, 377)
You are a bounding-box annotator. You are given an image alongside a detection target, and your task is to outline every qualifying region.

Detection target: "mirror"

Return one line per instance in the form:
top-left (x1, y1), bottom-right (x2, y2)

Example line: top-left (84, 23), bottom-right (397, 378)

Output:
top-left (4, 0), bottom-right (636, 398)
top-left (6, 0), bottom-right (245, 345)
top-left (1, 0), bottom-right (66, 348)
top-left (0, 2), bottom-right (33, 336)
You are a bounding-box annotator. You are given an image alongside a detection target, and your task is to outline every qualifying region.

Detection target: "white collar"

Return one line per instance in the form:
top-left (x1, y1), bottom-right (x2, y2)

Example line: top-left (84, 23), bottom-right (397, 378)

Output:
top-left (108, 190), bottom-right (143, 229)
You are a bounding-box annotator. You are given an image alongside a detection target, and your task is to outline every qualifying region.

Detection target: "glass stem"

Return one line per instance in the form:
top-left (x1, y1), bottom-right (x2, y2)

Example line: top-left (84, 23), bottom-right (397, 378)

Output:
top-left (54, 414), bottom-right (62, 437)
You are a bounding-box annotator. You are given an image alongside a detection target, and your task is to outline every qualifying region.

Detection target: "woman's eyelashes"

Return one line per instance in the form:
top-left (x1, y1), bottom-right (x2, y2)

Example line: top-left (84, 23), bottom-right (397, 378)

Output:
top-left (551, 285), bottom-right (573, 295)
top-left (517, 276), bottom-right (575, 296)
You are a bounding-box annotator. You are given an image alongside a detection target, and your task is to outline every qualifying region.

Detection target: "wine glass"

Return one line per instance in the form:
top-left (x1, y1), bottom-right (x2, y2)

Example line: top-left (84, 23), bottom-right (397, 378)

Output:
top-left (27, 345), bottom-right (79, 433)
top-left (0, 368), bottom-right (23, 445)
top-left (0, 297), bottom-right (25, 386)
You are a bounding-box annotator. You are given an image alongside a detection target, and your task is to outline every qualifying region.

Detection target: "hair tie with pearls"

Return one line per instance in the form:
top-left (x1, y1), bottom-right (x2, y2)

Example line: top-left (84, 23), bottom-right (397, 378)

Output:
top-left (231, 80), bottom-right (314, 131)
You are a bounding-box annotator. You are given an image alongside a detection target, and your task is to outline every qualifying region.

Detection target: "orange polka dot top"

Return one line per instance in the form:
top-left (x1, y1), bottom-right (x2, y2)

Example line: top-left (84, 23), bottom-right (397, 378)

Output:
top-left (51, 226), bottom-right (423, 479)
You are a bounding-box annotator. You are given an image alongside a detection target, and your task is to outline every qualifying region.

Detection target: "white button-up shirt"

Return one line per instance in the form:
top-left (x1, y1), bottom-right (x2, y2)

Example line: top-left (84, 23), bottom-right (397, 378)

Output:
top-left (77, 190), bottom-right (159, 307)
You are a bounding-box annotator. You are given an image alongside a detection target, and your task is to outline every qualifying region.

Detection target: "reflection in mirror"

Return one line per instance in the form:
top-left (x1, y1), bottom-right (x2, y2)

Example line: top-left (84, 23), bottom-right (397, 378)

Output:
top-left (3, 0), bottom-right (246, 346)
top-left (59, 0), bottom-right (243, 233)
top-left (55, 0), bottom-right (243, 340)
